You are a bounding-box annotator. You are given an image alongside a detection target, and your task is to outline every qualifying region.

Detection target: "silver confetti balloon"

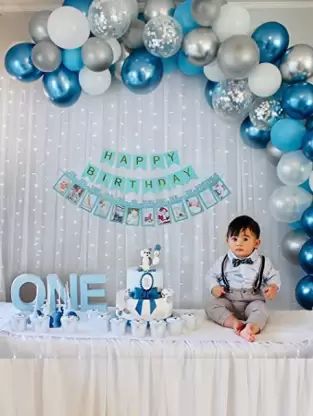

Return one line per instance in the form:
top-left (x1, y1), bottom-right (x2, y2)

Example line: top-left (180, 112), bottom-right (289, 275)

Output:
top-left (191, 0), bottom-right (226, 27)
top-left (266, 142), bottom-right (283, 166)
top-left (281, 229), bottom-right (309, 265)
top-left (29, 10), bottom-right (51, 43)
top-left (183, 28), bottom-right (219, 67)
top-left (280, 44), bottom-right (313, 83)
top-left (218, 35), bottom-right (260, 79)
top-left (31, 40), bottom-right (61, 72)
top-left (82, 38), bottom-right (114, 72)
top-left (212, 79), bottom-right (255, 121)
top-left (88, 0), bottom-right (131, 39)
top-left (249, 98), bottom-right (284, 130)
top-left (144, 0), bottom-right (175, 22)
top-left (121, 19), bottom-right (145, 49)
top-left (143, 15), bottom-right (183, 58)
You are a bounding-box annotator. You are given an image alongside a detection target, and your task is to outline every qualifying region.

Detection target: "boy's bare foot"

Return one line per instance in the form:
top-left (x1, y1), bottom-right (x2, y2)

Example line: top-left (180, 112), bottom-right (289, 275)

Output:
top-left (233, 320), bottom-right (245, 335)
top-left (239, 323), bottom-right (259, 342)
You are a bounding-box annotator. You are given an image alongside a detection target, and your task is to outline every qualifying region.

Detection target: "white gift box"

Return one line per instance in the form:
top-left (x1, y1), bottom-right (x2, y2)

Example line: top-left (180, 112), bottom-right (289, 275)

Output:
top-left (182, 313), bottom-right (196, 331)
top-left (166, 316), bottom-right (184, 336)
top-left (110, 318), bottom-right (127, 336)
top-left (61, 315), bottom-right (79, 333)
top-left (150, 319), bottom-right (166, 338)
top-left (10, 313), bottom-right (27, 332)
top-left (94, 313), bottom-right (111, 333)
top-left (33, 315), bottom-right (50, 333)
top-left (130, 320), bottom-right (147, 337)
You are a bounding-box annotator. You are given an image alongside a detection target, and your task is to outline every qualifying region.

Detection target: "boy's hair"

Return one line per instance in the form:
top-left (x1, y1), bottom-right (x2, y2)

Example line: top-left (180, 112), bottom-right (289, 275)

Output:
top-left (227, 215), bottom-right (260, 239)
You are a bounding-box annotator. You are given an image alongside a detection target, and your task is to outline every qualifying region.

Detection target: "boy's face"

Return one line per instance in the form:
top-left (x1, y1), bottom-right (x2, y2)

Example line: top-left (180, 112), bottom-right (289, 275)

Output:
top-left (227, 228), bottom-right (260, 258)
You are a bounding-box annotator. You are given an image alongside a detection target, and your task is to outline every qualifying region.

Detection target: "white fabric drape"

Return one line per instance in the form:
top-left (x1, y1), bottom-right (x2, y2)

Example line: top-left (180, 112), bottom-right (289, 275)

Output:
top-left (0, 73), bottom-right (300, 309)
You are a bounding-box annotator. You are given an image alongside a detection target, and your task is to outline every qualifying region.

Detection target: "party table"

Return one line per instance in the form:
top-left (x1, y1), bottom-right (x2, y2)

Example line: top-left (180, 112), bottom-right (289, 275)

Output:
top-left (0, 302), bottom-right (313, 416)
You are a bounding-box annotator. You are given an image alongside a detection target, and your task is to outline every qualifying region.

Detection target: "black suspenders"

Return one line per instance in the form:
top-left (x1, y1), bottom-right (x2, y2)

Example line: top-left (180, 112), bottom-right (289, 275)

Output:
top-left (220, 255), bottom-right (265, 293)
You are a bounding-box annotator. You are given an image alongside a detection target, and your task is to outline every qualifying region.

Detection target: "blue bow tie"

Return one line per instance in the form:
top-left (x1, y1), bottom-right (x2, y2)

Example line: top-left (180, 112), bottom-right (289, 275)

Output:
top-left (232, 258), bottom-right (253, 267)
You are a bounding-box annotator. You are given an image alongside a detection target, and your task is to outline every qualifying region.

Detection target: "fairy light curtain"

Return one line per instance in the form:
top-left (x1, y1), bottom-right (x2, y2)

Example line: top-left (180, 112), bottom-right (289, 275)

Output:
top-left (0, 72), bottom-right (299, 309)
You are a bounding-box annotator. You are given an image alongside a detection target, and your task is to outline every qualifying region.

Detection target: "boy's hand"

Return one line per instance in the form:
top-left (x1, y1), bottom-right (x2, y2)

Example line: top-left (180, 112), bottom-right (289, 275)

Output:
top-left (211, 285), bottom-right (225, 298)
top-left (263, 284), bottom-right (279, 300)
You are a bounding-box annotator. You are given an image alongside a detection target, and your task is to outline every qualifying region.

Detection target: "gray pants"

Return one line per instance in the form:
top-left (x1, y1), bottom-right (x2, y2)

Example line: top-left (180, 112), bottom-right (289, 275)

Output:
top-left (205, 288), bottom-right (269, 330)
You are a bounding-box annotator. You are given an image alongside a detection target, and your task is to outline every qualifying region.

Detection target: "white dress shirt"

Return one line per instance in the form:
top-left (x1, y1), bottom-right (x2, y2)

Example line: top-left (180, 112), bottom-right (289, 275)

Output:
top-left (207, 249), bottom-right (281, 292)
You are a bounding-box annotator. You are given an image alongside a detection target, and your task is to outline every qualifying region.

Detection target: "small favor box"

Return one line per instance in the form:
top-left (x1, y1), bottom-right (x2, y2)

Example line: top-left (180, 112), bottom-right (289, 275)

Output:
top-left (150, 319), bottom-right (166, 338)
top-left (33, 315), bottom-right (50, 333)
top-left (166, 316), bottom-right (183, 336)
top-left (130, 320), bottom-right (147, 338)
top-left (10, 313), bottom-right (27, 332)
top-left (110, 317), bottom-right (127, 336)
top-left (181, 313), bottom-right (196, 331)
top-left (61, 314), bottom-right (79, 333)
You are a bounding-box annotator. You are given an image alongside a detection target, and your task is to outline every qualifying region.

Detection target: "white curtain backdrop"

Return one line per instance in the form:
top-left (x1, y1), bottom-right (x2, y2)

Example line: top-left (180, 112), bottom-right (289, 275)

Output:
top-left (0, 72), bottom-right (301, 309)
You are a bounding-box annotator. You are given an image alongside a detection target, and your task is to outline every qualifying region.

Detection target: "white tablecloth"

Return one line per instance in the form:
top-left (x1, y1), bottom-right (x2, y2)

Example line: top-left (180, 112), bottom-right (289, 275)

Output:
top-left (1, 303), bottom-right (313, 416)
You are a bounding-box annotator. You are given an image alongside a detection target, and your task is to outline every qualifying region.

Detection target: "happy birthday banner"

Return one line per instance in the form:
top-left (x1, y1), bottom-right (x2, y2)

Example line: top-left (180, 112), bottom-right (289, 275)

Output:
top-left (54, 172), bottom-right (230, 227)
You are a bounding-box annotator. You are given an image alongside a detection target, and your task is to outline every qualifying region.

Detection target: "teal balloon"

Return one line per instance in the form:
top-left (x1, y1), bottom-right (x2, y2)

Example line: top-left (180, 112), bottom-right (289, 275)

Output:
top-left (282, 83), bottom-right (313, 120)
top-left (295, 275), bottom-right (313, 309)
top-left (301, 207), bottom-right (313, 237)
top-left (240, 117), bottom-right (270, 149)
top-left (177, 51), bottom-right (203, 76)
top-left (306, 116), bottom-right (313, 130)
top-left (300, 179), bottom-right (312, 194)
top-left (62, 48), bottom-right (83, 72)
top-left (204, 80), bottom-right (217, 109)
top-left (271, 118), bottom-right (306, 151)
top-left (252, 22), bottom-right (289, 63)
top-left (121, 49), bottom-right (163, 94)
top-left (288, 220), bottom-right (303, 230)
top-left (302, 129), bottom-right (313, 161)
top-left (162, 54), bottom-right (178, 74)
top-left (299, 239), bottom-right (313, 274)
top-left (43, 66), bottom-right (81, 107)
top-left (63, 0), bottom-right (92, 15)
top-left (174, 1), bottom-right (199, 34)
top-left (5, 43), bottom-right (42, 82)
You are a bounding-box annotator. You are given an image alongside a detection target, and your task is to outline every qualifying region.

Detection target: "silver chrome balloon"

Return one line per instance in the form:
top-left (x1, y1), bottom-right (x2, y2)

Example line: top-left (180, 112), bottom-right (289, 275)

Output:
top-left (218, 35), bottom-right (260, 79)
top-left (143, 15), bottom-right (183, 58)
top-left (277, 151), bottom-right (312, 186)
top-left (31, 40), bottom-right (61, 72)
top-left (212, 79), bottom-right (254, 121)
top-left (191, 0), bottom-right (226, 27)
top-left (183, 28), bottom-right (219, 66)
top-left (249, 98), bottom-right (283, 130)
top-left (269, 186), bottom-right (312, 223)
top-left (143, 0), bottom-right (175, 22)
top-left (29, 10), bottom-right (51, 43)
top-left (265, 142), bottom-right (283, 166)
top-left (82, 38), bottom-right (114, 72)
top-left (280, 44), bottom-right (313, 83)
top-left (88, 0), bottom-right (131, 39)
top-left (121, 19), bottom-right (145, 49)
top-left (281, 229), bottom-right (309, 265)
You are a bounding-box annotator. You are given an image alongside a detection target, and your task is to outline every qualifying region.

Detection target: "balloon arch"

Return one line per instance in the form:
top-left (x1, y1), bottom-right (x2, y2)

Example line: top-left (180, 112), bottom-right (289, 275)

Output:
top-left (4, 0), bottom-right (313, 309)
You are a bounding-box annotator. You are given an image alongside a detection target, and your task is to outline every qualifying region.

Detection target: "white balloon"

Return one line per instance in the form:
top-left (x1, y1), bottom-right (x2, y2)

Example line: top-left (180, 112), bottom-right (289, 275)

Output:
top-left (309, 171), bottom-right (313, 191)
top-left (277, 151), bottom-right (312, 186)
top-left (47, 6), bottom-right (90, 49)
top-left (79, 67), bottom-right (112, 96)
top-left (248, 63), bottom-right (282, 97)
top-left (203, 58), bottom-right (225, 82)
top-left (212, 5), bottom-right (250, 42)
top-left (106, 39), bottom-right (122, 64)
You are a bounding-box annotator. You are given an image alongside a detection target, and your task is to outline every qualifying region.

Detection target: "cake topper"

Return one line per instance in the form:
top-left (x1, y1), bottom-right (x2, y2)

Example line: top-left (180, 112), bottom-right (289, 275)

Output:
top-left (139, 244), bottom-right (162, 271)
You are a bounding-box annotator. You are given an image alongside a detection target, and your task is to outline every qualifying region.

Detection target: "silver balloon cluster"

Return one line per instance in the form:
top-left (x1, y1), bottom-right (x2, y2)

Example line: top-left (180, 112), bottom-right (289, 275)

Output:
top-left (143, 0), bottom-right (175, 21)
top-left (212, 79), bottom-right (255, 121)
top-left (143, 15), bottom-right (183, 58)
top-left (249, 98), bottom-right (284, 131)
top-left (192, 0), bottom-right (226, 27)
top-left (183, 28), bottom-right (219, 66)
top-left (280, 44), bottom-right (313, 83)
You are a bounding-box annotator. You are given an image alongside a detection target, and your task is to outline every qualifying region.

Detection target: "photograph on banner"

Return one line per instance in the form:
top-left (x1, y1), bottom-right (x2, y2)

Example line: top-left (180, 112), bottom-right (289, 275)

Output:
top-left (157, 206), bottom-right (171, 225)
top-left (211, 179), bottom-right (230, 200)
top-left (126, 207), bottom-right (141, 226)
top-left (54, 173), bottom-right (73, 197)
top-left (79, 191), bottom-right (98, 213)
top-left (142, 206), bottom-right (156, 227)
top-left (199, 188), bottom-right (218, 209)
top-left (185, 195), bottom-right (204, 216)
top-left (171, 200), bottom-right (189, 222)
top-left (66, 183), bottom-right (86, 205)
top-left (93, 197), bottom-right (112, 219)
top-left (110, 204), bottom-right (126, 224)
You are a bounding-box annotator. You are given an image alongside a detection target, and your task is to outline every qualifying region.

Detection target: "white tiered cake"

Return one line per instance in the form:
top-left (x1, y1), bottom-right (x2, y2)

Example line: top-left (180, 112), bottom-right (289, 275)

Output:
top-left (116, 247), bottom-right (173, 321)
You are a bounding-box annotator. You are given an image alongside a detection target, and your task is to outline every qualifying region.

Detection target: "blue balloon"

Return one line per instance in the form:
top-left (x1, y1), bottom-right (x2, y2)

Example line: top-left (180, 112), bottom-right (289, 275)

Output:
top-left (306, 116), bottom-right (313, 130)
top-left (252, 21), bottom-right (289, 63)
top-left (274, 82), bottom-right (290, 101)
top-left (121, 49), bottom-right (163, 94)
top-left (295, 275), bottom-right (313, 310)
top-left (300, 179), bottom-right (312, 194)
top-left (177, 51), bottom-right (203, 76)
top-left (204, 80), bottom-right (217, 109)
top-left (302, 129), bottom-right (313, 161)
top-left (5, 43), bottom-right (42, 82)
top-left (288, 220), bottom-right (304, 230)
top-left (282, 83), bottom-right (313, 120)
top-left (162, 54), bottom-right (178, 74)
top-left (43, 66), bottom-right (81, 107)
top-left (299, 239), bottom-right (313, 274)
top-left (62, 48), bottom-right (83, 72)
top-left (174, 1), bottom-right (199, 34)
top-left (301, 207), bottom-right (313, 237)
top-left (63, 0), bottom-right (92, 15)
top-left (240, 117), bottom-right (271, 149)
top-left (271, 118), bottom-right (306, 151)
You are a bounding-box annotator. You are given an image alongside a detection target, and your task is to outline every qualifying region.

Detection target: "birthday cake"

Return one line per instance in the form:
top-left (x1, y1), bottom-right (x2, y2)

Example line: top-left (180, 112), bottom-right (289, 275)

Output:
top-left (116, 246), bottom-right (173, 321)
